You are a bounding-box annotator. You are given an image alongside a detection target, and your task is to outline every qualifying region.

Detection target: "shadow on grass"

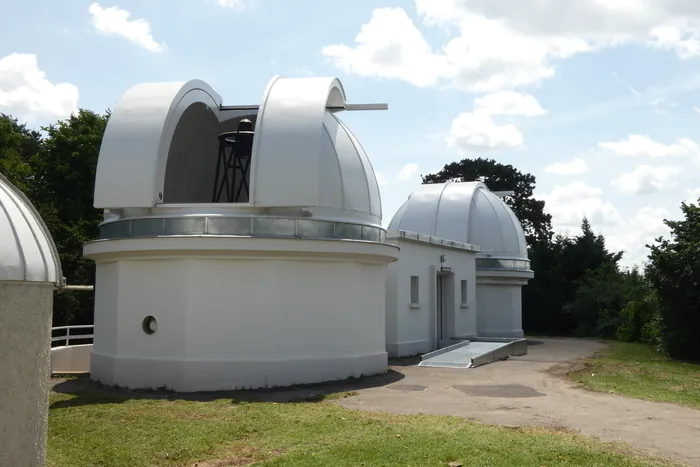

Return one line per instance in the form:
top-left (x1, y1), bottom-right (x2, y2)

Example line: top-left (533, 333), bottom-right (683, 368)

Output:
top-left (50, 369), bottom-right (405, 410)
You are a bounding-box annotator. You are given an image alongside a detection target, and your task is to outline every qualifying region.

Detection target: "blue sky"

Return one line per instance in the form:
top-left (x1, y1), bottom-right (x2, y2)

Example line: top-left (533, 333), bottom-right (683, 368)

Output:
top-left (2, 0), bottom-right (700, 266)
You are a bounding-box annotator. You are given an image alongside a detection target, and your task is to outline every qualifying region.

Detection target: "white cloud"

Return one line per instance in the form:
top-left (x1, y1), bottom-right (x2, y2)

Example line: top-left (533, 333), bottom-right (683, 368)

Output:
top-left (599, 134), bottom-right (700, 158)
top-left (397, 163), bottom-right (420, 182)
top-left (544, 157), bottom-right (588, 175)
top-left (694, 106), bottom-right (700, 114)
top-left (446, 109), bottom-right (524, 152)
top-left (0, 53), bottom-right (79, 121)
top-left (375, 172), bottom-right (389, 186)
top-left (88, 3), bottom-right (164, 52)
top-left (321, 8), bottom-right (449, 88)
top-left (612, 165), bottom-right (680, 195)
top-left (474, 91), bottom-right (547, 116)
top-left (607, 205), bottom-right (672, 266)
top-left (217, 0), bottom-right (248, 8)
top-left (685, 187), bottom-right (700, 204)
top-left (540, 181), bottom-right (623, 230)
top-left (540, 179), bottom-right (675, 266)
top-left (323, 1), bottom-right (700, 95)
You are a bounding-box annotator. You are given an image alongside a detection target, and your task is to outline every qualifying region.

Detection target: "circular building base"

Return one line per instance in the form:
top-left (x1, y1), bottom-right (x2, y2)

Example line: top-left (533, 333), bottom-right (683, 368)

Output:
top-left (84, 236), bottom-right (398, 391)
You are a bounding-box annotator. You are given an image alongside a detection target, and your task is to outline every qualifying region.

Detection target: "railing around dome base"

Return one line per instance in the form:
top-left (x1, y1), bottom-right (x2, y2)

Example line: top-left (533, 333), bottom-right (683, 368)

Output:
top-left (98, 216), bottom-right (387, 243)
top-left (475, 258), bottom-right (532, 272)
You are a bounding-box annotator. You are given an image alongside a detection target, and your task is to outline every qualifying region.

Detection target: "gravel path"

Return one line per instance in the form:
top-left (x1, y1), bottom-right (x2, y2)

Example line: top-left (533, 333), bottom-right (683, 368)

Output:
top-left (337, 338), bottom-right (700, 466)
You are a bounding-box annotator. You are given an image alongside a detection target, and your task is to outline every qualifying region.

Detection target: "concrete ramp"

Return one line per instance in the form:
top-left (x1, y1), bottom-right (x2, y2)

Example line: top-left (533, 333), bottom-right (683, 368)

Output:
top-left (418, 338), bottom-right (527, 369)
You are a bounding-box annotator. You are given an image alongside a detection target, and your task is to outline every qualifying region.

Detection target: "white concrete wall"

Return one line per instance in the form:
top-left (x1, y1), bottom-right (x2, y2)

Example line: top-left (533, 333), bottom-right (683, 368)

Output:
top-left (51, 344), bottom-right (93, 373)
top-left (385, 238), bottom-right (477, 357)
top-left (88, 237), bottom-right (395, 391)
top-left (0, 282), bottom-right (53, 467)
top-left (475, 279), bottom-right (525, 338)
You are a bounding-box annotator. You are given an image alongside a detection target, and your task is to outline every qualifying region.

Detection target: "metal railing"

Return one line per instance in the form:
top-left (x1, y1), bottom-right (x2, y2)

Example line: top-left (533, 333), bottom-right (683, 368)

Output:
top-left (51, 325), bottom-right (94, 347)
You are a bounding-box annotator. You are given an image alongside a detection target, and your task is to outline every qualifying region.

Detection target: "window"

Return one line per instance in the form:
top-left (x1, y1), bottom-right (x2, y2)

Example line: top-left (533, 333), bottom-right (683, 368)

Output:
top-left (460, 280), bottom-right (468, 307)
top-left (410, 276), bottom-right (420, 305)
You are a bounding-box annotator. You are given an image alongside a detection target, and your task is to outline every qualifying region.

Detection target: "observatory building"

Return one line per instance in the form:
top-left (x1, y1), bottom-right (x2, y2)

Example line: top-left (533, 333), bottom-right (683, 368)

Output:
top-left (1, 173), bottom-right (63, 467)
top-left (84, 76), bottom-right (398, 392)
top-left (385, 181), bottom-right (533, 358)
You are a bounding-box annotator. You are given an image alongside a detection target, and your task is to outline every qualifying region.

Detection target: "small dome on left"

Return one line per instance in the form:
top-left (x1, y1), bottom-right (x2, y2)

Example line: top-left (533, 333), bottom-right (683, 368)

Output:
top-left (0, 174), bottom-right (63, 285)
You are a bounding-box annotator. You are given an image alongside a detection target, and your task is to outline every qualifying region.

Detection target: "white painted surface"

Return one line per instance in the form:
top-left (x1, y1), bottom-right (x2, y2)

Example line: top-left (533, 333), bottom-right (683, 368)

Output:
top-left (385, 235), bottom-right (477, 357)
top-left (386, 181), bottom-right (533, 345)
top-left (85, 237), bottom-right (398, 391)
top-left (0, 173), bottom-right (63, 284)
top-left (388, 181), bottom-right (528, 260)
top-left (251, 77), bottom-right (382, 224)
top-left (93, 76), bottom-right (383, 226)
top-left (51, 344), bottom-right (92, 373)
top-left (476, 274), bottom-right (528, 338)
top-left (93, 80), bottom-right (223, 208)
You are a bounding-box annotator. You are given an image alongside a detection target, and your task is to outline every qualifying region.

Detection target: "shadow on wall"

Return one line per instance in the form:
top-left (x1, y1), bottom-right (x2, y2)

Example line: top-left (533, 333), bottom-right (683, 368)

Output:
top-left (50, 369), bottom-right (405, 409)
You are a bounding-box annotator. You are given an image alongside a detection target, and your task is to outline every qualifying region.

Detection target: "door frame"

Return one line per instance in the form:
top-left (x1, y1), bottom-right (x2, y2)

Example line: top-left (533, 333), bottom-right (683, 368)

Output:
top-left (435, 270), bottom-right (453, 349)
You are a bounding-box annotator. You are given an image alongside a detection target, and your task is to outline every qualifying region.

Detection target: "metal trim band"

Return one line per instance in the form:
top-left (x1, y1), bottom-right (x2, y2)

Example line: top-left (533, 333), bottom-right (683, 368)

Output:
top-left (475, 258), bottom-right (532, 272)
top-left (99, 216), bottom-right (387, 243)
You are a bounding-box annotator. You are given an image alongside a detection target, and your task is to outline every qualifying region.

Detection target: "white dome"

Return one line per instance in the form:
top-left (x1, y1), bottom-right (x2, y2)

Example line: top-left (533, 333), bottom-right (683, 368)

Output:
top-left (388, 181), bottom-right (528, 260)
top-left (249, 76), bottom-right (382, 225)
top-left (0, 174), bottom-right (63, 284)
top-left (93, 76), bottom-right (383, 227)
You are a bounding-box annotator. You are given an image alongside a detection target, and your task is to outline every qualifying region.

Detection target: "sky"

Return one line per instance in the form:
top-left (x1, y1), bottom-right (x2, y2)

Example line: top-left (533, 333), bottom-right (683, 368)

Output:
top-left (2, 0), bottom-right (700, 267)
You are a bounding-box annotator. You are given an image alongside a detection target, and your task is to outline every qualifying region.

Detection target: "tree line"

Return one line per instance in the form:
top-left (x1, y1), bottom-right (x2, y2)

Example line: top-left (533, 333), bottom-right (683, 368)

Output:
top-left (2, 111), bottom-right (699, 362)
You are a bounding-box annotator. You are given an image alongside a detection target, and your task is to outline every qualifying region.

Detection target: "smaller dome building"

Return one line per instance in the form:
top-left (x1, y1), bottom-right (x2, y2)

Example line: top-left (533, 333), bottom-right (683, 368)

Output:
top-left (385, 181), bottom-right (533, 357)
top-left (1, 173), bottom-right (63, 467)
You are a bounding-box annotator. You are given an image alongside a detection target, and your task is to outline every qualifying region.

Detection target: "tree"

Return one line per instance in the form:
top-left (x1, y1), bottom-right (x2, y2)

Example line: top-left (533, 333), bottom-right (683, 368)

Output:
top-left (522, 234), bottom-right (576, 334)
top-left (32, 110), bottom-right (109, 325)
top-left (565, 263), bottom-right (646, 338)
top-left (523, 218), bottom-right (624, 336)
top-left (422, 157), bottom-right (553, 246)
top-left (0, 114), bottom-right (41, 193)
top-left (646, 200), bottom-right (700, 361)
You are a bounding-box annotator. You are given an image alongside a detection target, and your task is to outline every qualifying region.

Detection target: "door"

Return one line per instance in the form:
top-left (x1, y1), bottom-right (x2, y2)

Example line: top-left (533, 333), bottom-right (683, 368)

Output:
top-left (436, 274), bottom-right (445, 347)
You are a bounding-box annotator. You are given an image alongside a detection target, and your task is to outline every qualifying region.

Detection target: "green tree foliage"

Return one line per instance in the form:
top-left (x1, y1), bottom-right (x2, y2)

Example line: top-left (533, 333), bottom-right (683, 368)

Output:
top-left (616, 293), bottom-right (661, 346)
top-left (646, 200), bottom-right (700, 361)
top-left (522, 234), bottom-right (575, 334)
top-left (523, 219), bottom-right (624, 336)
top-left (0, 114), bottom-right (41, 192)
top-left (0, 110), bottom-right (107, 325)
top-left (565, 264), bottom-right (647, 339)
top-left (422, 157), bottom-right (553, 246)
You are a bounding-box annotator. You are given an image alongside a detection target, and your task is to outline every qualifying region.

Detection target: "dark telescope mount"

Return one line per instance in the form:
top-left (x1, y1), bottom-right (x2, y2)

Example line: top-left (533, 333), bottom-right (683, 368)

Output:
top-left (212, 119), bottom-right (254, 203)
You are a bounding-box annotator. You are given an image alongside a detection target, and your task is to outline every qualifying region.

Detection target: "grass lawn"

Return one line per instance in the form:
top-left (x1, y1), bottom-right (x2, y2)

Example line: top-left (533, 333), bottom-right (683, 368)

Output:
top-left (569, 341), bottom-right (700, 409)
top-left (48, 378), bottom-right (675, 467)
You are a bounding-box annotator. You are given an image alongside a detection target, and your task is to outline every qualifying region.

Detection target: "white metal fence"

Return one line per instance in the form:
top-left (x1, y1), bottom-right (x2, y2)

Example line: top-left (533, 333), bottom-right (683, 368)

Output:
top-left (51, 325), bottom-right (94, 347)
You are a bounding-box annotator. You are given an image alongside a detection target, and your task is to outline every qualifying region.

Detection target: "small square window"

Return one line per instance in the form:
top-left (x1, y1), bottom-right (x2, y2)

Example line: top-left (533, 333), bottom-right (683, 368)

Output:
top-left (410, 276), bottom-right (420, 304)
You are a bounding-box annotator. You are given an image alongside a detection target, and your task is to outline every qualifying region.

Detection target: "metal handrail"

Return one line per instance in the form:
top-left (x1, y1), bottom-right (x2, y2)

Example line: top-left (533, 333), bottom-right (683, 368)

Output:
top-left (51, 325), bottom-right (94, 347)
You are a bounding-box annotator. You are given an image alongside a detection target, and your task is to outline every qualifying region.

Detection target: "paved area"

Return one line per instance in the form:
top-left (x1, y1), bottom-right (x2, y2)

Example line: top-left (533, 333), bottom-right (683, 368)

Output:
top-left (337, 338), bottom-right (700, 466)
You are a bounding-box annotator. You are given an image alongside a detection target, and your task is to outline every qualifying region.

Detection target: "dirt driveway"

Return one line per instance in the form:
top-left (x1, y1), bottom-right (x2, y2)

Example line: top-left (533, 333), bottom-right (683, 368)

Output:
top-left (337, 338), bottom-right (700, 466)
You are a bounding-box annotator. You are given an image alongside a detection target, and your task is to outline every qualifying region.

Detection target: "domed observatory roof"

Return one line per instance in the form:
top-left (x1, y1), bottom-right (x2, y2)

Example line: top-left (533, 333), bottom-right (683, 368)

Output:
top-left (0, 174), bottom-right (63, 285)
top-left (93, 76), bottom-right (387, 243)
top-left (389, 181), bottom-right (531, 272)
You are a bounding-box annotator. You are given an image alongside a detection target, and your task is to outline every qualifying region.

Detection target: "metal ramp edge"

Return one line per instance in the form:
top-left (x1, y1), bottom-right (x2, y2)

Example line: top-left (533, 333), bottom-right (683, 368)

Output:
top-left (418, 338), bottom-right (527, 369)
top-left (418, 340), bottom-right (471, 362)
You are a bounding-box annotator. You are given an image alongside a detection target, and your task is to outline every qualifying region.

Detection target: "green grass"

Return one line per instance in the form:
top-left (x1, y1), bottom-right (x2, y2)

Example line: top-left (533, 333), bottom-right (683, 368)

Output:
top-left (569, 341), bottom-right (700, 409)
top-left (48, 379), bottom-right (675, 467)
